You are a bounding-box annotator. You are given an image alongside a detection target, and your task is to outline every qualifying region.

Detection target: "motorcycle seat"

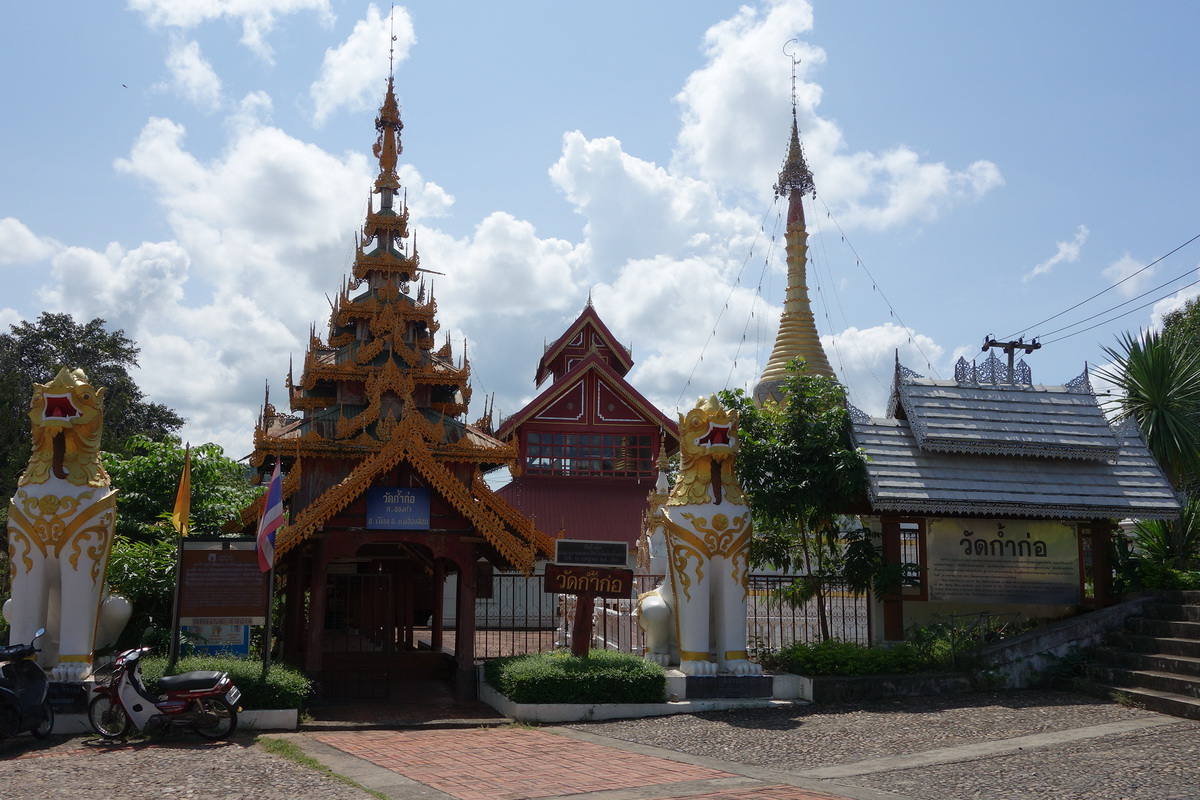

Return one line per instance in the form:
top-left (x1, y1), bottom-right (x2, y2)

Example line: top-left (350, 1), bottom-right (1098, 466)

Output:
top-left (158, 670), bottom-right (223, 691)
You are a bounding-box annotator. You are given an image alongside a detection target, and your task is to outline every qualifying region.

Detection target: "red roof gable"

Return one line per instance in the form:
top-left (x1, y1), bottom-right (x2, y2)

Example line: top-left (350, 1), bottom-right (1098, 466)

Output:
top-left (536, 304), bottom-right (634, 387)
top-left (497, 351), bottom-right (678, 445)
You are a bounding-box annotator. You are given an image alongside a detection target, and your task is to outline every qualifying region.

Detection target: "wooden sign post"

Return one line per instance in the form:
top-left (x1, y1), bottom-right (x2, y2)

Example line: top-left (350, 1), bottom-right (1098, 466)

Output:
top-left (544, 563), bottom-right (633, 657)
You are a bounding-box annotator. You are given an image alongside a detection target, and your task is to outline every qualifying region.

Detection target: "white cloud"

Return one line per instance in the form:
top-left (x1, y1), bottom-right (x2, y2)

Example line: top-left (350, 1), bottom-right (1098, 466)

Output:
top-left (1103, 252), bottom-right (1155, 298)
top-left (311, 4), bottom-right (414, 126)
top-left (40, 241), bottom-right (189, 334)
top-left (1149, 278), bottom-right (1200, 329)
top-left (0, 217), bottom-right (59, 265)
top-left (129, 0), bottom-right (334, 60)
top-left (161, 38), bottom-right (223, 111)
top-left (824, 323), bottom-right (945, 415)
top-left (550, 132), bottom-right (754, 274)
top-left (1024, 224), bottom-right (1089, 282)
top-left (670, 0), bottom-right (1001, 230)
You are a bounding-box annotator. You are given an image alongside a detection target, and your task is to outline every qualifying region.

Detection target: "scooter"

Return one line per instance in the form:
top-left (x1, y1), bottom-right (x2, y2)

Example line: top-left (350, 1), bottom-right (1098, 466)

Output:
top-left (0, 627), bottom-right (53, 739)
top-left (88, 646), bottom-right (241, 740)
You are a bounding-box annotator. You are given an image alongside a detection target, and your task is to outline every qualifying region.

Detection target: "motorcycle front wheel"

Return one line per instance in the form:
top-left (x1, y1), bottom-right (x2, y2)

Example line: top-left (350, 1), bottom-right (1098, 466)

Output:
top-left (191, 697), bottom-right (237, 740)
top-left (30, 698), bottom-right (53, 739)
top-left (88, 695), bottom-right (131, 739)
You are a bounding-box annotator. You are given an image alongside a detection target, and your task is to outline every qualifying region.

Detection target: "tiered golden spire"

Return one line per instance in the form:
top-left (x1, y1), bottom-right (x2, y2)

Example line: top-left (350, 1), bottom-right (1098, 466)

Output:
top-left (753, 105), bottom-right (836, 406)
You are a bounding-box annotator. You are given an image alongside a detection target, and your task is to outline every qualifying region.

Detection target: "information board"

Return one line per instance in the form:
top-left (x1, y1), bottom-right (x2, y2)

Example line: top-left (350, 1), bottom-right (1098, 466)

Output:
top-left (554, 539), bottom-right (628, 567)
top-left (926, 519), bottom-right (1080, 605)
top-left (179, 542), bottom-right (268, 624)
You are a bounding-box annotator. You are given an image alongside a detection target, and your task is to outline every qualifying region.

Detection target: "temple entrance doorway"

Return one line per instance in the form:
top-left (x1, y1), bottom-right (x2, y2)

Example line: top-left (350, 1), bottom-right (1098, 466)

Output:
top-left (319, 544), bottom-right (454, 700)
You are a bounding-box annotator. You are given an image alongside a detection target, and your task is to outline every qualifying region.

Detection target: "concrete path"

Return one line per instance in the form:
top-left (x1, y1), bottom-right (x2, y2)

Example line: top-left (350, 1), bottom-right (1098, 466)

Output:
top-left (268, 709), bottom-right (1189, 800)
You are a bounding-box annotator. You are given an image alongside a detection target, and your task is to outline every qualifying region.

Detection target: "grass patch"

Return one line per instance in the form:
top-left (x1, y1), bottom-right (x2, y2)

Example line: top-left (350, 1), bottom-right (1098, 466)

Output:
top-left (485, 649), bottom-right (666, 704)
top-left (140, 655), bottom-right (312, 709)
top-left (256, 736), bottom-right (386, 800)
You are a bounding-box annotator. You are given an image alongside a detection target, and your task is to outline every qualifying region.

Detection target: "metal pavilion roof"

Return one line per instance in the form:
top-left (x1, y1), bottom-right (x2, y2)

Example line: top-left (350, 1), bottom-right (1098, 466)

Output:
top-left (852, 357), bottom-right (1180, 520)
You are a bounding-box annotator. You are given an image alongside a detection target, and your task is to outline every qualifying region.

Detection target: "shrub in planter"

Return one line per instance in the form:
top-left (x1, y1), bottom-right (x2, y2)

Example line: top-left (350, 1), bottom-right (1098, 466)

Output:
top-left (140, 655), bottom-right (312, 710)
top-left (485, 649), bottom-right (666, 704)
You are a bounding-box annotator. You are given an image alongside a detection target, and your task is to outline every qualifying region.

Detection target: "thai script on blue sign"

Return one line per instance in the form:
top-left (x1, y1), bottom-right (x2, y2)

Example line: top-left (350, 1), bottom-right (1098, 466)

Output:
top-left (367, 486), bottom-right (431, 530)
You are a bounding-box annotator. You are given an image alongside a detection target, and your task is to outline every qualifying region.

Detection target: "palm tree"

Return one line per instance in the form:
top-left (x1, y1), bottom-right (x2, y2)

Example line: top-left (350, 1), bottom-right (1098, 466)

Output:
top-left (1099, 329), bottom-right (1200, 491)
top-left (1100, 329), bottom-right (1200, 572)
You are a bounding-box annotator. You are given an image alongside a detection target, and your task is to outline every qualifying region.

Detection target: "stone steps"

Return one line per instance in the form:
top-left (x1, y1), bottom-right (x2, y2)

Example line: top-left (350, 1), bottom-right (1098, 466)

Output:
top-left (1087, 592), bottom-right (1200, 720)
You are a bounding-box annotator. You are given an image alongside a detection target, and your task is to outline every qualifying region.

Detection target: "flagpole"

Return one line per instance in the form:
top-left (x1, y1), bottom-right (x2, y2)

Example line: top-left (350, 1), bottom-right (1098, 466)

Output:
top-left (262, 561), bottom-right (275, 678)
top-left (168, 444), bottom-right (191, 672)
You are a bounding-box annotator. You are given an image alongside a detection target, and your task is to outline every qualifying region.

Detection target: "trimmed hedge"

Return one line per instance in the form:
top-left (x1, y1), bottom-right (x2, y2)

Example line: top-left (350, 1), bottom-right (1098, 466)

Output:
top-left (485, 649), bottom-right (667, 704)
top-left (139, 654), bottom-right (313, 710)
top-left (761, 639), bottom-right (939, 677)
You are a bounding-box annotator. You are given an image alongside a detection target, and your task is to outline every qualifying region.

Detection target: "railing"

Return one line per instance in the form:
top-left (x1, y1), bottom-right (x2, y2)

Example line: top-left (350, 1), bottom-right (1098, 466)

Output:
top-left (472, 573), bottom-right (870, 660)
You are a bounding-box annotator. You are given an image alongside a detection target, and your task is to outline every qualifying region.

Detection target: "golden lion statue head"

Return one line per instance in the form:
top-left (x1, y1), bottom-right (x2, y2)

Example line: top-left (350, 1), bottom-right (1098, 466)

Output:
top-left (21, 367), bottom-right (110, 488)
top-left (668, 394), bottom-right (745, 506)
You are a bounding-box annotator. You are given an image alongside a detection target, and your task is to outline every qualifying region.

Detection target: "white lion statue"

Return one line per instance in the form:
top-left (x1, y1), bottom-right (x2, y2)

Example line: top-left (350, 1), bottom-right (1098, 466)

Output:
top-left (4, 367), bottom-right (131, 680)
top-left (637, 395), bottom-right (762, 677)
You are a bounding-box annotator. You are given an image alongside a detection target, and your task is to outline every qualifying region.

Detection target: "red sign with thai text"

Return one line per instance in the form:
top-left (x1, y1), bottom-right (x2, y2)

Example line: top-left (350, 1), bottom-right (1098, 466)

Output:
top-left (543, 564), bottom-right (633, 599)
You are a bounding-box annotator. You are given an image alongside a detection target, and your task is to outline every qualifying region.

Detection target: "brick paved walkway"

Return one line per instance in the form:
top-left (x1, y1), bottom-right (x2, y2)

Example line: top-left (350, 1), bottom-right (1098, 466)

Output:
top-left (315, 727), bottom-right (742, 800)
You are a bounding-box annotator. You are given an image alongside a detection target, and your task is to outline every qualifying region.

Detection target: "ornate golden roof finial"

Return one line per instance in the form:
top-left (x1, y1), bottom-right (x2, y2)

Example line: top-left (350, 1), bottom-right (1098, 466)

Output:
top-left (774, 41), bottom-right (815, 202)
top-left (373, 77), bottom-right (403, 193)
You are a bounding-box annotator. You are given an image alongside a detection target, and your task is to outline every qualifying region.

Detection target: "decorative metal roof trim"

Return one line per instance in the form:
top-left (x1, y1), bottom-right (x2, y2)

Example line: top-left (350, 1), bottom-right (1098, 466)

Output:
top-left (953, 353), bottom-right (1033, 387)
top-left (863, 488), bottom-right (1180, 521)
top-left (847, 403), bottom-right (871, 423)
top-left (1065, 367), bottom-right (1093, 394)
top-left (902, 437), bottom-right (1121, 462)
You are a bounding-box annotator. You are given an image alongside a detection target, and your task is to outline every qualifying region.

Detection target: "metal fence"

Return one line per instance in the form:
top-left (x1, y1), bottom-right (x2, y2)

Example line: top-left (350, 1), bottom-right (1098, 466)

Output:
top-left (472, 573), bottom-right (870, 660)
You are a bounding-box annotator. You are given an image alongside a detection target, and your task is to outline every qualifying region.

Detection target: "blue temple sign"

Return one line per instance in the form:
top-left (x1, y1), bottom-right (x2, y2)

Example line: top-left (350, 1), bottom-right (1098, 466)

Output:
top-left (366, 487), bottom-right (431, 530)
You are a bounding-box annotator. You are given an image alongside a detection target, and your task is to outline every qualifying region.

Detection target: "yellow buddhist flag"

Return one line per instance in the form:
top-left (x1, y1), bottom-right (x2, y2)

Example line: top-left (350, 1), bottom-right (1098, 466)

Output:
top-left (171, 444), bottom-right (191, 536)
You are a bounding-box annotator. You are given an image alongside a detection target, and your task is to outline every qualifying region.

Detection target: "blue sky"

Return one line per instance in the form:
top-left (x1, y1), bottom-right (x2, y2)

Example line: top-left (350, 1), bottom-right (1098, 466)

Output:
top-left (2, 1), bottom-right (1199, 460)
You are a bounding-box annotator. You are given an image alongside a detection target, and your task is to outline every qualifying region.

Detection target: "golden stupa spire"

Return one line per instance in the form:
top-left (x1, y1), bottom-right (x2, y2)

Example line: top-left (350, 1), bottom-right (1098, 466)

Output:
top-left (753, 50), bottom-right (835, 406)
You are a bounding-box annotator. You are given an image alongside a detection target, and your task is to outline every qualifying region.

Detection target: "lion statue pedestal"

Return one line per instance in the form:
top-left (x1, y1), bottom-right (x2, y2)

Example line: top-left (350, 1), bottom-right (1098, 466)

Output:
top-left (637, 395), bottom-right (762, 678)
top-left (4, 367), bottom-right (130, 680)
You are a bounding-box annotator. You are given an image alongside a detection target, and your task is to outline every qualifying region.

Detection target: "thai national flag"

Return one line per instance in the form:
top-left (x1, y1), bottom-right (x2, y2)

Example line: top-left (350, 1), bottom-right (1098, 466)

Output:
top-left (256, 461), bottom-right (284, 573)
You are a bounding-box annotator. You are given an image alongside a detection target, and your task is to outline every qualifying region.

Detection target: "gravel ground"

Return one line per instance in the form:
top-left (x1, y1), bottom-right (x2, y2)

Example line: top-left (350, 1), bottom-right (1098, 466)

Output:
top-left (0, 736), bottom-right (371, 800)
top-left (566, 690), bottom-right (1200, 800)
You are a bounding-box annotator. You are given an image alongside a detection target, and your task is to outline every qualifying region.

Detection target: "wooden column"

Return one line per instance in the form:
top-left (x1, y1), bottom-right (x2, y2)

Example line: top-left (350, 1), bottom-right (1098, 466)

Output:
top-left (283, 563), bottom-right (305, 661)
top-left (880, 517), bottom-right (905, 641)
top-left (1092, 519), bottom-right (1115, 606)
top-left (454, 558), bottom-right (477, 700)
top-left (304, 540), bottom-right (329, 675)
top-left (431, 559), bottom-right (445, 651)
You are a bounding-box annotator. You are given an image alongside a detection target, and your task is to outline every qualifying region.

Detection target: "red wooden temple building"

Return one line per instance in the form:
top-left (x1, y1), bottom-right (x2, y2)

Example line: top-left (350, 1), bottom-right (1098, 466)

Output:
top-left (494, 302), bottom-right (679, 556)
top-left (237, 76), bottom-right (553, 700)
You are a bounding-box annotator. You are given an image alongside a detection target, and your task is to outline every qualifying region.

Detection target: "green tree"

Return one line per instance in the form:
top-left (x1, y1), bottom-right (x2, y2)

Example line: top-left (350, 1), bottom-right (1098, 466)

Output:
top-left (0, 313), bottom-right (185, 504)
top-left (100, 437), bottom-right (259, 647)
top-left (1098, 329), bottom-right (1200, 491)
top-left (102, 435), bottom-right (258, 542)
top-left (720, 360), bottom-right (895, 640)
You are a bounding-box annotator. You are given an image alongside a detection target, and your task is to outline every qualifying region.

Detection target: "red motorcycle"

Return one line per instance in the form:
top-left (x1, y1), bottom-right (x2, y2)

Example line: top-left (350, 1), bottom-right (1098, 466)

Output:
top-left (88, 647), bottom-right (242, 740)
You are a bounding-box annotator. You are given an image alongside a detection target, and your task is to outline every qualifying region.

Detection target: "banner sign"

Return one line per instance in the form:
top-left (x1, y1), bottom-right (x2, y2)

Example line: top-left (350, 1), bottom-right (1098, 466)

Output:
top-left (555, 538), bottom-right (628, 567)
top-left (367, 487), bottom-right (431, 530)
top-left (544, 564), bottom-right (634, 599)
top-left (182, 622), bottom-right (251, 656)
top-left (179, 542), bottom-right (267, 624)
top-left (926, 519), bottom-right (1080, 605)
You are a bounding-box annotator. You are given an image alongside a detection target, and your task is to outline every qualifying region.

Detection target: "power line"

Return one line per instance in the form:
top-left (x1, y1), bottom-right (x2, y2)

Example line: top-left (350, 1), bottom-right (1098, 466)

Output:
top-left (1031, 247), bottom-right (1200, 342)
top-left (1003, 231), bottom-right (1200, 340)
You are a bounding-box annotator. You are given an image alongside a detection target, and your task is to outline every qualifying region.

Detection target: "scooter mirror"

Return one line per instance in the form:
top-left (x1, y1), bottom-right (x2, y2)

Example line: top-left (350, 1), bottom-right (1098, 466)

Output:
top-left (34, 628), bottom-right (45, 639)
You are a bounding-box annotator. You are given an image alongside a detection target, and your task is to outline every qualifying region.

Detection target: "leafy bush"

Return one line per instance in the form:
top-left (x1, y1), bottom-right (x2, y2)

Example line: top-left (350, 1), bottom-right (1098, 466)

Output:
top-left (761, 639), bottom-right (936, 677)
top-left (484, 649), bottom-right (666, 704)
top-left (139, 654), bottom-right (312, 709)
